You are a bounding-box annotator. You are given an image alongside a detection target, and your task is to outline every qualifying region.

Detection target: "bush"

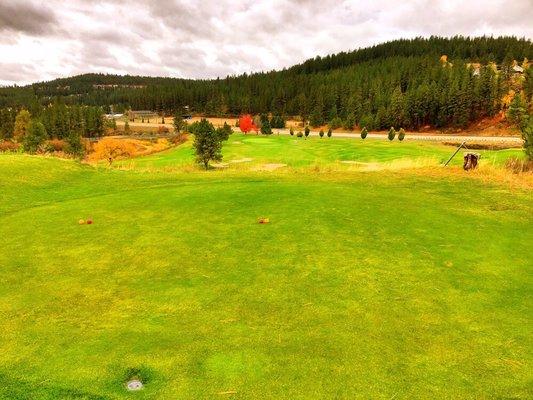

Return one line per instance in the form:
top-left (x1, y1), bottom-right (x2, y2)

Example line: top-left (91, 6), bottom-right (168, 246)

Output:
top-left (360, 127), bottom-right (368, 139)
top-left (329, 117), bottom-right (343, 130)
top-left (388, 127), bottom-right (396, 141)
top-left (0, 140), bottom-right (20, 152)
top-left (319, 129), bottom-right (324, 138)
top-left (169, 133), bottom-right (189, 145)
top-left (398, 128), bottom-right (405, 141)
top-left (44, 139), bottom-right (66, 152)
top-left (261, 119), bottom-right (272, 135)
top-left (216, 122), bottom-right (233, 141)
top-left (158, 125), bottom-right (170, 134)
top-left (296, 131), bottom-right (303, 138)
top-left (505, 157), bottom-right (533, 173)
top-left (289, 127), bottom-right (294, 136)
top-left (327, 128), bottom-right (332, 138)
top-left (304, 126), bottom-right (310, 139)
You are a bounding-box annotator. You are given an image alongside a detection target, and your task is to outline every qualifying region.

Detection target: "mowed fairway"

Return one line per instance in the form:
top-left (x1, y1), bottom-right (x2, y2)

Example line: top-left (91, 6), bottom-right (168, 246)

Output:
top-left (0, 136), bottom-right (531, 399)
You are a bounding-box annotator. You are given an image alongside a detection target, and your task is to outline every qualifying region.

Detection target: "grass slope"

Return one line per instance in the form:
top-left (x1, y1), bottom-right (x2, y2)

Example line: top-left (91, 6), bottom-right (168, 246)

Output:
top-left (0, 137), bottom-right (531, 399)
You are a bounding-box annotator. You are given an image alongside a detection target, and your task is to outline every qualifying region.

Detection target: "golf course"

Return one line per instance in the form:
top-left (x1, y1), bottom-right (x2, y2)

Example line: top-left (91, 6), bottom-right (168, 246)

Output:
top-left (0, 134), bottom-right (531, 399)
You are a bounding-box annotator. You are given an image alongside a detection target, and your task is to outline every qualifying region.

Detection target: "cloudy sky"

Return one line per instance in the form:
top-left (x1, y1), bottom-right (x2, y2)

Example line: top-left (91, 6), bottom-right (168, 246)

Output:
top-left (0, 0), bottom-right (532, 86)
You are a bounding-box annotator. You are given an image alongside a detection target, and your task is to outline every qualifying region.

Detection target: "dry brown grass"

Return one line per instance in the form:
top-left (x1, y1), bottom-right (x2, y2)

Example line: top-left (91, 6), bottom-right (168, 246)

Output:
top-left (87, 138), bottom-right (172, 162)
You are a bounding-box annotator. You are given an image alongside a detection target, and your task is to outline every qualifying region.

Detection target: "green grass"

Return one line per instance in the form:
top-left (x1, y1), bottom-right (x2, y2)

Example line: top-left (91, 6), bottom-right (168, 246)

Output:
top-left (0, 136), bottom-right (531, 399)
top-left (116, 134), bottom-right (524, 171)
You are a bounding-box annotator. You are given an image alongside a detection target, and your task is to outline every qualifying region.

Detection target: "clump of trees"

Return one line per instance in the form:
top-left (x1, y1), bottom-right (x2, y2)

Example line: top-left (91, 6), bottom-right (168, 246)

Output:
top-left (0, 99), bottom-right (105, 156)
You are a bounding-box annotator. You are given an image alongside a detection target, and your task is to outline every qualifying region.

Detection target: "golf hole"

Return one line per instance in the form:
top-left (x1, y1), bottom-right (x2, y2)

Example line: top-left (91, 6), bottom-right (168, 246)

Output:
top-left (126, 379), bottom-right (143, 391)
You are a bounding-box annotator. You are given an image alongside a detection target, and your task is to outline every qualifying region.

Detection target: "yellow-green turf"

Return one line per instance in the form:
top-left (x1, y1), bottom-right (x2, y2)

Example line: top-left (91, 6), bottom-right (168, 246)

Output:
top-left (0, 135), bottom-right (531, 399)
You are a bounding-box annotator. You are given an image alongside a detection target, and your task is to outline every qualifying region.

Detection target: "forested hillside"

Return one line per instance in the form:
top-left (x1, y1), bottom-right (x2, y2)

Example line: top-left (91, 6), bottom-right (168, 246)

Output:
top-left (0, 36), bottom-right (532, 133)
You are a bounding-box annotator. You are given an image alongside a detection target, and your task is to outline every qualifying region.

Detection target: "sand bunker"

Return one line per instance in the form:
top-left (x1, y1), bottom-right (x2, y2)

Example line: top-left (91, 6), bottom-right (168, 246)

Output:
top-left (229, 158), bottom-right (253, 163)
top-left (254, 163), bottom-right (287, 171)
top-left (211, 162), bottom-right (229, 168)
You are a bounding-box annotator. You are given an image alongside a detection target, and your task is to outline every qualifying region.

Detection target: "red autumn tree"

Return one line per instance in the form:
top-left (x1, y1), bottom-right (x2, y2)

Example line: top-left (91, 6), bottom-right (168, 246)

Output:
top-left (239, 114), bottom-right (257, 134)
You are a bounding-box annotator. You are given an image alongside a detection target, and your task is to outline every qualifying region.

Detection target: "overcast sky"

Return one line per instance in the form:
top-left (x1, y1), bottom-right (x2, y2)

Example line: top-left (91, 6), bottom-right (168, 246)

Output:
top-left (0, 0), bottom-right (532, 86)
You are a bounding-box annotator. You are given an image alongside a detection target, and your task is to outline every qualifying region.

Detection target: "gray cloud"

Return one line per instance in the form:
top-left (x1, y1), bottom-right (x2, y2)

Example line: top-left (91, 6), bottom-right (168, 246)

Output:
top-left (0, 0), bottom-right (57, 35)
top-left (0, 0), bottom-right (532, 85)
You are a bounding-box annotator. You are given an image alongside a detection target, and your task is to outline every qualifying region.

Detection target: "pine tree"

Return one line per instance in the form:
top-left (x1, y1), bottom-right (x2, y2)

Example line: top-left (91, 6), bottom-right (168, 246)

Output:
top-left (66, 130), bottom-right (84, 157)
top-left (398, 128), bottom-right (405, 141)
top-left (13, 109), bottom-right (31, 142)
top-left (260, 118), bottom-right (272, 135)
top-left (193, 119), bottom-right (225, 170)
top-left (360, 127), bottom-right (368, 139)
top-left (390, 86), bottom-right (405, 129)
top-left (388, 127), bottom-right (396, 141)
top-left (23, 120), bottom-right (47, 153)
top-left (507, 93), bottom-right (527, 128)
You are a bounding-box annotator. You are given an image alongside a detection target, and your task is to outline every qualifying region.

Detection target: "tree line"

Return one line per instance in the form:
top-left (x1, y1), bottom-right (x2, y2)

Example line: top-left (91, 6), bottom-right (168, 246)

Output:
top-left (0, 99), bottom-right (105, 155)
top-left (0, 36), bottom-right (531, 132)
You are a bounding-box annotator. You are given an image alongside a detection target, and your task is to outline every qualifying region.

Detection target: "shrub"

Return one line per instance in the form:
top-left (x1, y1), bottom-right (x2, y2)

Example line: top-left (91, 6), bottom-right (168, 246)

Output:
top-left (169, 133), bottom-right (189, 145)
top-left (261, 119), bottom-right (272, 135)
top-left (45, 139), bottom-right (67, 152)
top-left (0, 140), bottom-right (20, 152)
top-left (158, 125), bottom-right (169, 134)
top-left (289, 127), bottom-right (294, 136)
top-left (216, 122), bottom-right (233, 141)
top-left (505, 156), bottom-right (533, 173)
top-left (296, 131), bottom-right (303, 138)
top-left (398, 128), bottom-right (405, 141)
top-left (304, 126), bottom-right (310, 139)
top-left (327, 128), bottom-right (332, 138)
top-left (388, 127), bottom-right (396, 141)
top-left (361, 127), bottom-right (368, 139)
top-left (319, 129), bottom-right (324, 138)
